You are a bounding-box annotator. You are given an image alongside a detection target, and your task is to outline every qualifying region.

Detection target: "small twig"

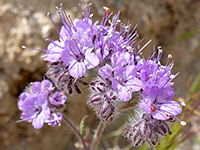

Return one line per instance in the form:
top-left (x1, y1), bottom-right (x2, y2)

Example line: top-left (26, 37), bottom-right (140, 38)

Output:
top-left (90, 122), bottom-right (106, 150)
top-left (62, 114), bottom-right (88, 150)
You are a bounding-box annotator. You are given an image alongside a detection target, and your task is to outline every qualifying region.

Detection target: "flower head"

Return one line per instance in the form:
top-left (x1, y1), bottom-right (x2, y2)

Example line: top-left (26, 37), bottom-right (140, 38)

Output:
top-left (124, 111), bottom-right (172, 146)
top-left (18, 80), bottom-right (67, 129)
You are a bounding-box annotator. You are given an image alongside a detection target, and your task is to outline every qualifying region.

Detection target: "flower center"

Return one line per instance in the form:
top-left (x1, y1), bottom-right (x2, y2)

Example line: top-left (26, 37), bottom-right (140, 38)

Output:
top-left (150, 105), bottom-right (157, 111)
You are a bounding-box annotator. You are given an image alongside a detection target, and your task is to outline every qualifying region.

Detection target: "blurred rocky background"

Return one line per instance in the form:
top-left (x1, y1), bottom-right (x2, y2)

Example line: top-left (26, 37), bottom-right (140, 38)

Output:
top-left (0, 0), bottom-right (200, 149)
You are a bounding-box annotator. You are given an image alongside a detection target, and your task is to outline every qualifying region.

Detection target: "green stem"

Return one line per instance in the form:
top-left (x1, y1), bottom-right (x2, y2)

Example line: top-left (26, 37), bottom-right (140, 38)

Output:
top-left (90, 122), bottom-right (106, 150)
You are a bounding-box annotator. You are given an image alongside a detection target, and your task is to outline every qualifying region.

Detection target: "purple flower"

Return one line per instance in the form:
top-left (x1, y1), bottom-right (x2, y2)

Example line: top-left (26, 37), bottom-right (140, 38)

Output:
top-left (140, 86), bottom-right (182, 120)
top-left (20, 94), bottom-right (50, 129)
top-left (61, 40), bottom-right (99, 79)
top-left (137, 49), bottom-right (176, 89)
top-left (99, 52), bottom-right (142, 101)
top-left (49, 92), bottom-right (67, 106)
top-left (18, 80), bottom-right (67, 129)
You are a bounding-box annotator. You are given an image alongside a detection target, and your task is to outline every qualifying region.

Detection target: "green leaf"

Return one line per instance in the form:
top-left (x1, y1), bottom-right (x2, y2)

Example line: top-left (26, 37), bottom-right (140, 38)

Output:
top-left (190, 71), bottom-right (200, 94)
top-left (79, 115), bottom-right (88, 136)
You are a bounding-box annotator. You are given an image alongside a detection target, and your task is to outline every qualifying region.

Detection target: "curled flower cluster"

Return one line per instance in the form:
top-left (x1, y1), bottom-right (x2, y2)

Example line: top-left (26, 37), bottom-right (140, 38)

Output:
top-left (19, 3), bottom-right (185, 147)
top-left (18, 80), bottom-right (67, 129)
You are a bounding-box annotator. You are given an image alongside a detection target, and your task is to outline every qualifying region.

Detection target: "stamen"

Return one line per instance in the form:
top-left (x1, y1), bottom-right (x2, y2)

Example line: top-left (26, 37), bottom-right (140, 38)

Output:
top-left (164, 111), bottom-right (186, 126)
top-left (138, 39), bottom-right (152, 54)
top-left (22, 46), bottom-right (47, 52)
top-left (47, 12), bottom-right (65, 42)
top-left (45, 38), bottom-right (64, 49)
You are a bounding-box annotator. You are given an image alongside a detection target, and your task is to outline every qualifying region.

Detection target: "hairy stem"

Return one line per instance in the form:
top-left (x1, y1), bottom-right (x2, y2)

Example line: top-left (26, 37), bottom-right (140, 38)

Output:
top-left (90, 122), bottom-right (106, 150)
top-left (62, 115), bottom-right (88, 150)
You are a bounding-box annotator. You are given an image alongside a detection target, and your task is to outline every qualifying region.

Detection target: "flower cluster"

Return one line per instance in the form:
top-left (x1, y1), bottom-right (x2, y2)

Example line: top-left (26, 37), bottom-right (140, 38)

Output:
top-left (19, 3), bottom-right (185, 147)
top-left (18, 80), bottom-right (67, 129)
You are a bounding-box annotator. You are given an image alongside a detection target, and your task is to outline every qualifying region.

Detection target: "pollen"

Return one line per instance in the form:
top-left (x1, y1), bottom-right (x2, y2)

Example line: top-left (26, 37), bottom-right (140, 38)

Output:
top-left (59, 93), bottom-right (64, 96)
top-left (165, 112), bottom-right (170, 116)
top-left (65, 72), bottom-right (70, 75)
top-left (122, 45), bottom-right (126, 49)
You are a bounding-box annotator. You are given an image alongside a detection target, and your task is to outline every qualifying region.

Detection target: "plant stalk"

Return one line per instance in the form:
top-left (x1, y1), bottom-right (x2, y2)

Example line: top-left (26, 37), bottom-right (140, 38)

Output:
top-left (62, 114), bottom-right (88, 150)
top-left (90, 122), bottom-right (106, 150)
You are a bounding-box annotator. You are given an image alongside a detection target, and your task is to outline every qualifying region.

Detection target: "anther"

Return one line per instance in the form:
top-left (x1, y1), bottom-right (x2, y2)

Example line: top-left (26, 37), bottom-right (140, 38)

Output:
top-left (89, 14), bottom-right (93, 18)
top-left (22, 46), bottom-right (26, 49)
top-left (157, 70), bottom-right (160, 74)
top-left (65, 72), bottom-right (70, 75)
top-left (45, 87), bottom-right (48, 90)
top-left (127, 46), bottom-right (132, 51)
top-left (168, 54), bottom-right (172, 59)
top-left (20, 117), bottom-right (23, 119)
top-left (181, 102), bottom-right (186, 106)
top-left (48, 123), bottom-right (51, 126)
top-left (149, 74), bottom-right (153, 78)
top-left (122, 45), bottom-right (126, 49)
top-left (103, 6), bottom-right (111, 15)
top-left (165, 112), bottom-right (170, 116)
top-left (72, 38), bottom-right (76, 41)
top-left (107, 33), bottom-right (112, 38)
top-left (127, 88), bottom-right (130, 92)
top-left (137, 72), bottom-right (140, 75)
top-left (170, 75), bottom-right (175, 79)
top-left (59, 93), bottom-right (64, 96)
top-left (83, 47), bottom-right (88, 50)
top-left (30, 82), bottom-right (34, 85)
top-left (180, 121), bottom-right (186, 126)
top-left (47, 12), bottom-right (50, 16)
